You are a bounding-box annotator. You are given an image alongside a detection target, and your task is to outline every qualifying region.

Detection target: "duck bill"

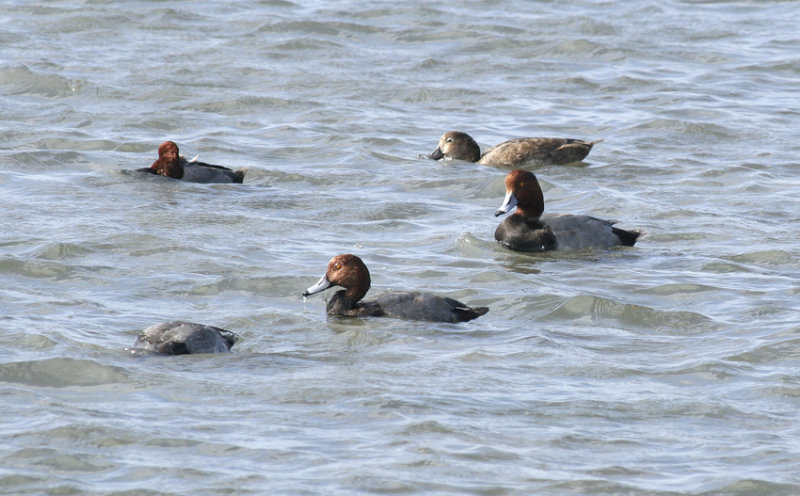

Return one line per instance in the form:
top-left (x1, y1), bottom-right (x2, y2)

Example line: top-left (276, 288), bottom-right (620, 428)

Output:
top-left (495, 191), bottom-right (518, 217)
top-left (303, 274), bottom-right (333, 297)
top-left (426, 147), bottom-right (444, 160)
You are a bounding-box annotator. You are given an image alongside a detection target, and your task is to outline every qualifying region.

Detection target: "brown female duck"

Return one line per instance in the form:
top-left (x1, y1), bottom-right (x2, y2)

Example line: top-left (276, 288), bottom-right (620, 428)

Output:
top-left (425, 131), bottom-right (601, 167)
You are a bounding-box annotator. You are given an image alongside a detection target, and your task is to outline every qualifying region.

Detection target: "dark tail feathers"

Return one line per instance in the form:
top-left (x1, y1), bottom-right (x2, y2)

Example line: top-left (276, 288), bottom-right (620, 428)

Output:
top-left (612, 227), bottom-right (640, 247)
top-left (454, 306), bottom-right (489, 322)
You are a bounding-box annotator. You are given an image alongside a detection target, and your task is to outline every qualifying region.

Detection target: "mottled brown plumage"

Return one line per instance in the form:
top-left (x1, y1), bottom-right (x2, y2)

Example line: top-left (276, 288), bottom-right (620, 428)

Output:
top-left (425, 131), bottom-right (601, 167)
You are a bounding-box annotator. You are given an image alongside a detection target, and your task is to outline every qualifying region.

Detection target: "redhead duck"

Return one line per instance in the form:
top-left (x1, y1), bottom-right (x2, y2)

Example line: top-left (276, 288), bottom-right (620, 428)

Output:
top-left (302, 254), bottom-right (488, 323)
top-left (424, 131), bottom-right (601, 167)
top-left (137, 141), bottom-right (246, 183)
top-left (494, 169), bottom-right (640, 252)
top-left (133, 320), bottom-right (239, 355)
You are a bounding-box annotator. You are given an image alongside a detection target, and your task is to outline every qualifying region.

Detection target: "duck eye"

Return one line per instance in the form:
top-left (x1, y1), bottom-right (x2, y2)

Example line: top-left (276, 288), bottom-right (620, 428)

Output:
top-left (333, 263), bottom-right (341, 270)
top-left (445, 138), bottom-right (453, 143)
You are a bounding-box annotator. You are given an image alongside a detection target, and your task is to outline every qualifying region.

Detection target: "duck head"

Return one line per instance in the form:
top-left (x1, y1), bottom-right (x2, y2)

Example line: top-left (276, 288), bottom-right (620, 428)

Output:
top-left (150, 141), bottom-right (184, 179)
top-left (495, 169), bottom-right (545, 218)
top-left (425, 131), bottom-right (481, 162)
top-left (303, 254), bottom-right (371, 305)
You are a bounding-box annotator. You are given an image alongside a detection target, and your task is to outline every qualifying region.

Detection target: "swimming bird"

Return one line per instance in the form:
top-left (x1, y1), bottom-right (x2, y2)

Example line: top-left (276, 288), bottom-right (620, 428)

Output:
top-left (424, 131), bottom-right (601, 167)
top-left (138, 141), bottom-right (247, 183)
top-left (303, 254), bottom-right (488, 323)
top-left (494, 169), bottom-right (640, 252)
top-left (133, 321), bottom-right (239, 355)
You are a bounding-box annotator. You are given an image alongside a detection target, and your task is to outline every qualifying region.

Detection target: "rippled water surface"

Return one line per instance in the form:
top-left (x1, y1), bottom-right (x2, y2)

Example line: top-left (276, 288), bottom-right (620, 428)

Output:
top-left (2, 1), bottom-right (800, 494)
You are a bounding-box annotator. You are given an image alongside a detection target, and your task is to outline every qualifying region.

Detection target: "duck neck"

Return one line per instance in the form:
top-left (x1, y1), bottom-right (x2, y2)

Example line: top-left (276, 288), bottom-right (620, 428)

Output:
top-left (347, 283), bottom-right (370, 305)
top-left (327, 290), bottom-right (356, 314)
top-left (513, 205), bottom-right (543, 220)
top-left (465, 144), bottom-right (481, 162)
top-left (151, 158), bottom-right (184, 179)
top-left (328, 285), bottom-right (369, 312)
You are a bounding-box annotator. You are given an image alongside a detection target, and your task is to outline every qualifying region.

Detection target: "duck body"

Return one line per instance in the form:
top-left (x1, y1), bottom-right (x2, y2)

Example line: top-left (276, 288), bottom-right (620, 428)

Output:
top-left (303, 254), bottom-right (488, 323)
top-left (494, 170), bottom-right (640, 252)
top-left (133, 320), bottom-right (238, 355)
top-left (180, 159), bottom-right (246, 183)
top-left (326, 290), bottom-right (488, 323)
top-left (495, 213), bottom-right (638, 252)
top-left (137, 141), bottom-right (246, 183)
top-left (426, 131), bottom-right (601, 167)
top-left (480, 137), bottom-right (599, 167)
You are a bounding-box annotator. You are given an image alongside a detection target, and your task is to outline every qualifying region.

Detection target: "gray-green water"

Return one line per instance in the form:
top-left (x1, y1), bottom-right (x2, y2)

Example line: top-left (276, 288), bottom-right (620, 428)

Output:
top-left (2, 1), bottom-right (799, 494)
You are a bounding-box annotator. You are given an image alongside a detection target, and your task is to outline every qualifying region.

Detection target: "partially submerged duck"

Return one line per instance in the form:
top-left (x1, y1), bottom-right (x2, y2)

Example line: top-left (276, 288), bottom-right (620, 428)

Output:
top-left (424, 131), bottom-right (601, 167)
top-left (138, 141), bottom-right (247, 183)
top-left (133, 320), bottom-right (238, 355)
top-left (303, 254), bottom-right (488, 323)
top-left (494, 169), bottom-right (640, 252)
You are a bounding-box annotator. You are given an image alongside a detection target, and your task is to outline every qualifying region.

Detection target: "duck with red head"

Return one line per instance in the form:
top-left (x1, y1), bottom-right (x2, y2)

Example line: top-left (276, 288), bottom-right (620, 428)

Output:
top-left (137, 141), bottom-right (247, 183)
top-left (303, 254), bottom-right (488, 323)
top-left (424, 131), bottom-right (602, 167)
top-left (494, 169), bottom-right (640, 252)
